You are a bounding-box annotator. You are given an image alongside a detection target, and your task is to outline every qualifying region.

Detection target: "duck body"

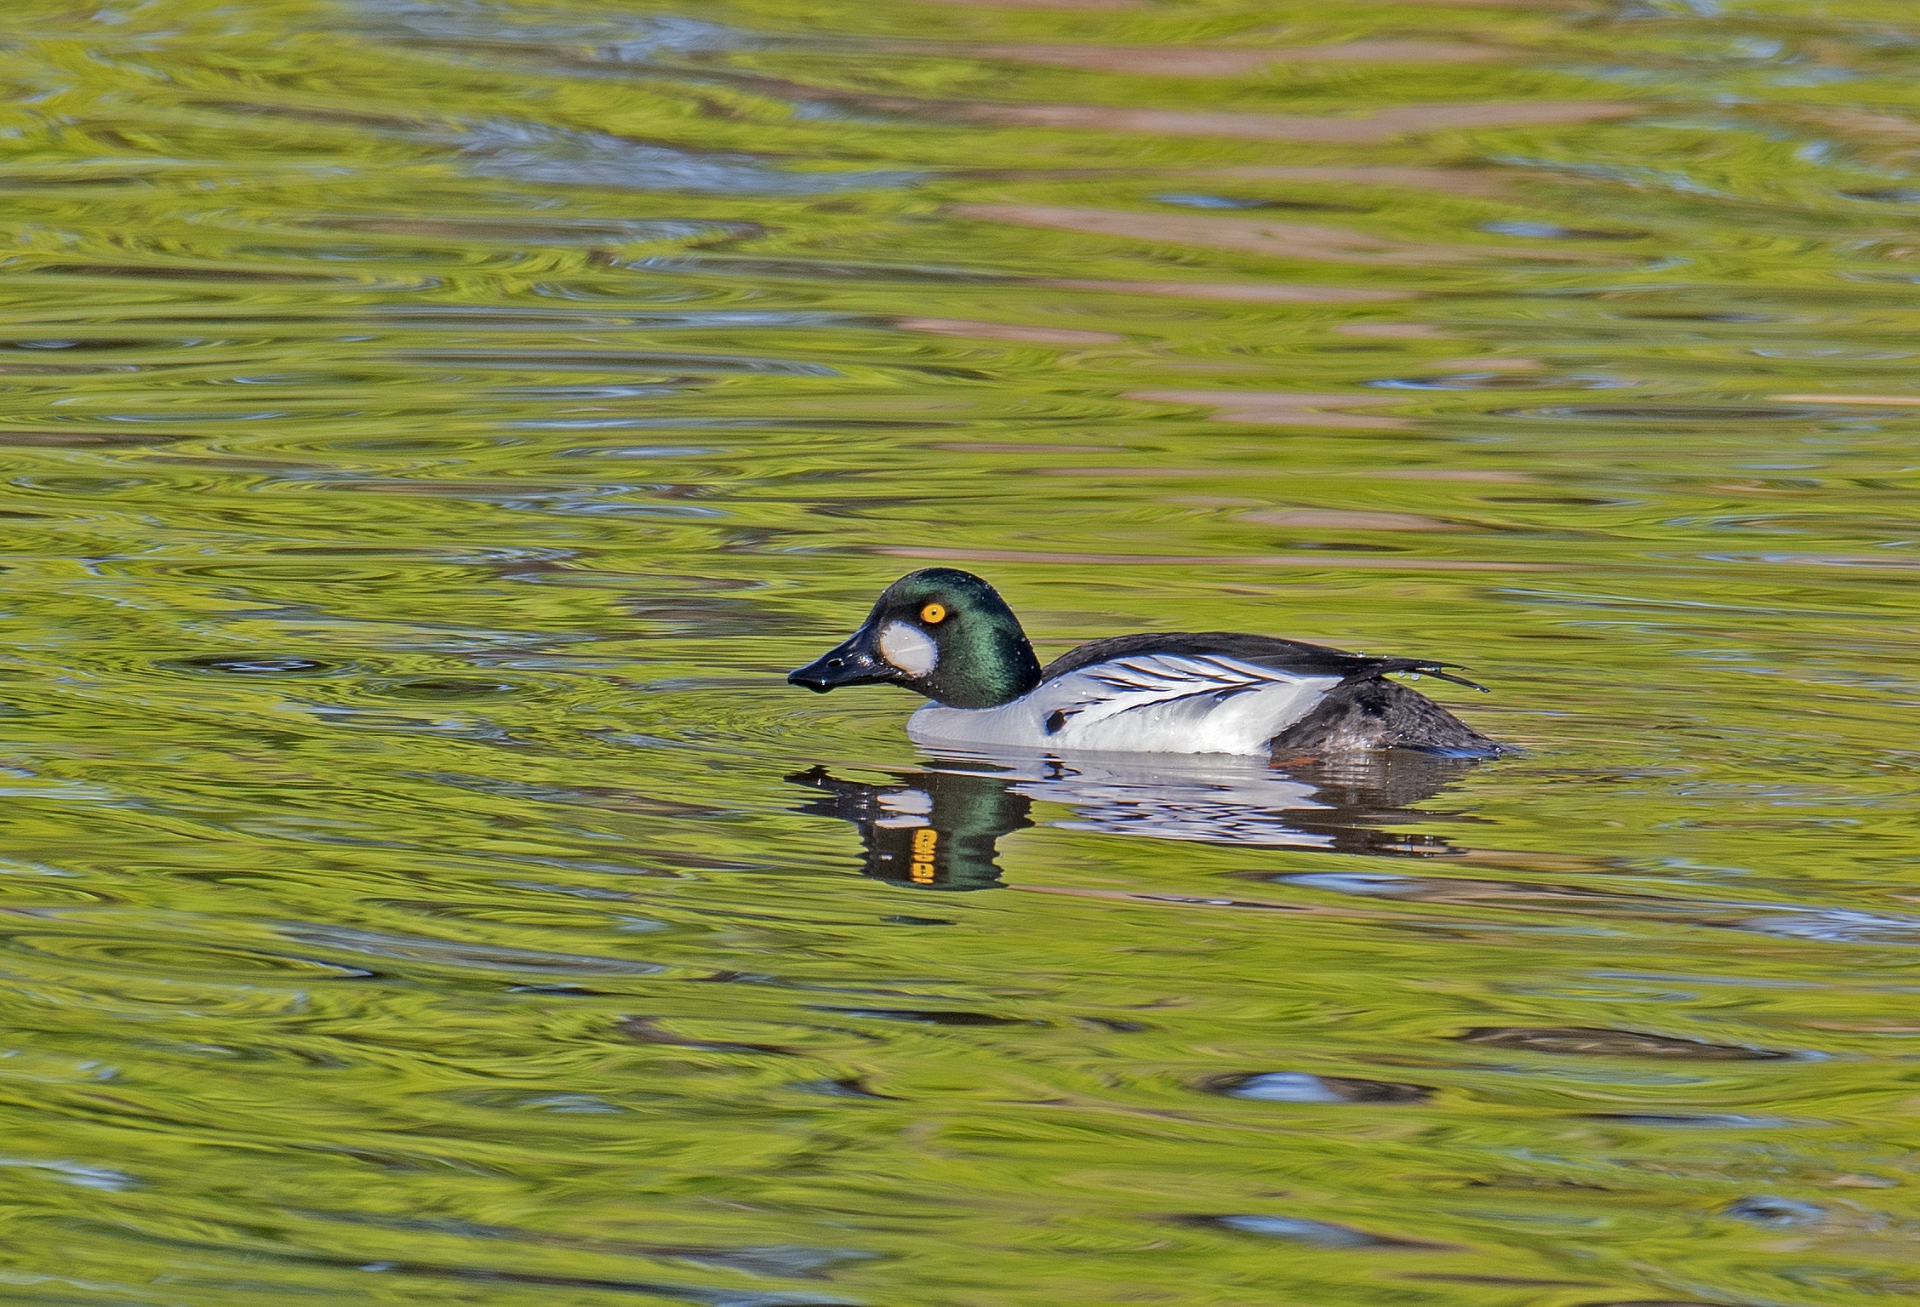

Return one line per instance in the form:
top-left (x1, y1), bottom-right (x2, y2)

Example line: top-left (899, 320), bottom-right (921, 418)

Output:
top-left (789, 569), bottom-right (1499, 759)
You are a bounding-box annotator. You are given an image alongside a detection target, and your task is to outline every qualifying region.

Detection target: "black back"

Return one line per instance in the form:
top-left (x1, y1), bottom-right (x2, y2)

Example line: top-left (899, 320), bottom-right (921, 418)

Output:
top-left (1040, 631), bottom-right (1460, 687)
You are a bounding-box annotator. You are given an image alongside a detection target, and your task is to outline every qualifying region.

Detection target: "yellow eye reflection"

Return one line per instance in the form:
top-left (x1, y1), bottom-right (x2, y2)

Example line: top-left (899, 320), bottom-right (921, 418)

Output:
top-left (920, 602), bottom-right (947, 624)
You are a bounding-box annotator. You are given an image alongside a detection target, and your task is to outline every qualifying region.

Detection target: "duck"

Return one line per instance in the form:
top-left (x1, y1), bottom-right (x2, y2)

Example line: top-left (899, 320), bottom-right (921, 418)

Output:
top-left (788, 568), bottom-right (1500, 758)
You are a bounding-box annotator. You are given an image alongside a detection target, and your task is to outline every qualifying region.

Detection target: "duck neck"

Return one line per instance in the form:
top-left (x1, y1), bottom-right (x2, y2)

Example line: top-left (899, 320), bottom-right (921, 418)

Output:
top-left (926, 619), bottom-right (1042, 710)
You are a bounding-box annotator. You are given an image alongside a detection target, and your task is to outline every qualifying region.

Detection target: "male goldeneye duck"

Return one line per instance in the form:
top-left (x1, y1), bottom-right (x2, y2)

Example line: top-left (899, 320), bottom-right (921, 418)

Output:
top-left (788, 568), bottom-right (1500, 758)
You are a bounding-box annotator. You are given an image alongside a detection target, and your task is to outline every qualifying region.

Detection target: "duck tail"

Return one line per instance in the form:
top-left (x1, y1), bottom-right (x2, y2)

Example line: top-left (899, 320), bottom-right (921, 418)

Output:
top-left (1376, 658), bottom-right (1489, 694)
top-left (1425, 666), bottom-right (1490, 694)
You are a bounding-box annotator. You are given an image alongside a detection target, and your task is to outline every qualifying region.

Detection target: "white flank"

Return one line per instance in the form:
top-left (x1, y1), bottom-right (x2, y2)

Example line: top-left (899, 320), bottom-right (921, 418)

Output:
top-left (878, 621), bottom-right (938, 676)
top-left (908, 652), bottom-right (1339, 756)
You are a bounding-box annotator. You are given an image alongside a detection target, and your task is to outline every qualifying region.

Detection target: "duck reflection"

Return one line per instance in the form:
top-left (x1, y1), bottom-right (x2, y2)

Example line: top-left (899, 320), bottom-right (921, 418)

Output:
top-left (789, 751), bottom-right (1479, 891)
top-left (789, 765), bottom-right (1032, 892)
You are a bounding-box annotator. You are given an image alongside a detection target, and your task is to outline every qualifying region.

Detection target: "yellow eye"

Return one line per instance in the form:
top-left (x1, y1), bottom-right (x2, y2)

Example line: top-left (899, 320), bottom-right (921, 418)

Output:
top-left (920, 602), bottom-right (947, 624)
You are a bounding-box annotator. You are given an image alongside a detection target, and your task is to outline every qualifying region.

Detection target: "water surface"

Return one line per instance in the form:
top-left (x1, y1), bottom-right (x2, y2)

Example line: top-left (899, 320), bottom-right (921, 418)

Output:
top-left (2, 0), bottom-right (1918, 1303)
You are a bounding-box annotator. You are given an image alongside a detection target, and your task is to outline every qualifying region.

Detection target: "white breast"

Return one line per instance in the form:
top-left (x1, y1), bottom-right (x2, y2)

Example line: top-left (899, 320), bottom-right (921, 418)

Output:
top-left (907, 652), bottom-right (1340, 756)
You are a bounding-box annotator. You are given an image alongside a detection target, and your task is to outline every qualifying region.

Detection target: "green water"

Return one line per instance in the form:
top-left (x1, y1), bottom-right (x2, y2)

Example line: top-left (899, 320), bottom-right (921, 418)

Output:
top-left (2, 0), bottom-right (1918, 1301)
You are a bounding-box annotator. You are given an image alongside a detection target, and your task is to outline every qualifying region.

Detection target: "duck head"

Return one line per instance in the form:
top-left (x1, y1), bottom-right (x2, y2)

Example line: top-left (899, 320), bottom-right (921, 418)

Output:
top-left (788, 568), bottom-right (1042, 709)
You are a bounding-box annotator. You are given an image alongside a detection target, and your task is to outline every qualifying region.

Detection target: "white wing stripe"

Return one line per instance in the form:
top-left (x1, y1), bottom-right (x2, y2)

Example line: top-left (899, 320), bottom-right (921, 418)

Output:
top-left (1083, 653), bottom-right (1313, 695)
top-left (1067, 653), bottom-right (1324, 728)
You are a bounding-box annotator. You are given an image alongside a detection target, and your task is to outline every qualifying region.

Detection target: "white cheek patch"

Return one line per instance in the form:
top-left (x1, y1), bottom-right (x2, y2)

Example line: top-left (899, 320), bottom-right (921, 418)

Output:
top-left (878, 621), bottom-right (939, 677)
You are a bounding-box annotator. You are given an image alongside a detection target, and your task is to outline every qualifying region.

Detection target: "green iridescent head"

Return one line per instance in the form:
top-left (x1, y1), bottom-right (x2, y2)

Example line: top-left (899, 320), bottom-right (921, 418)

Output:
top-left (788, 568), bottom-right (1043, 710)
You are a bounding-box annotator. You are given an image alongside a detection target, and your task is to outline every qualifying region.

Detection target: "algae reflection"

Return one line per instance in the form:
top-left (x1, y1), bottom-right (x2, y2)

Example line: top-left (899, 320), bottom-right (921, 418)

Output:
top-left (9, 0), bottom-right (1920, 1299)
top-left (791, 750), bottom-right (1478, 890)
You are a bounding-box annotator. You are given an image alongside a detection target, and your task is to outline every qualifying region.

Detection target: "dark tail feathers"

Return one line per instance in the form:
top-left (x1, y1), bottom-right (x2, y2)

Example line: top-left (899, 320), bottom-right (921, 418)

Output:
top-left (1373, 659), bottom-right (1489, 694)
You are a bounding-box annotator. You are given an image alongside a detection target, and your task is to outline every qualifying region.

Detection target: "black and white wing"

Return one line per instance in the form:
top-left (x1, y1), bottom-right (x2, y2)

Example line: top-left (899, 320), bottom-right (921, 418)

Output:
top-left (1042, 632), bottom-right (1485, 692)
top-left (1059, 653), bottom-right (1327, 729)
top-left (1031, 651), bottom-right (1343, 754)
